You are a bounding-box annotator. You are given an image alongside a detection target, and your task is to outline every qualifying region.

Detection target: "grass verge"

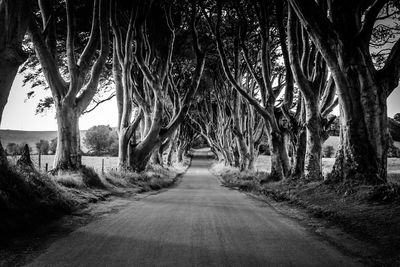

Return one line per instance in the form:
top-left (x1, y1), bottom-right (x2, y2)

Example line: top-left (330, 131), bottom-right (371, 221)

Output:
top-left (103, 158), bottom-right (190, 192)
top-left (211, 162), bottom-right (400, 267)
top-left (0, 157), bottom-right (191, 240)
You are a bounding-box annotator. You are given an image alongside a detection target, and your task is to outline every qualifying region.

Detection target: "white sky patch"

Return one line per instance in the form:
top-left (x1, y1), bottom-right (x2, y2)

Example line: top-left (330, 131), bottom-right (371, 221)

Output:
top-left (1, 74), bottom-right (118, 131)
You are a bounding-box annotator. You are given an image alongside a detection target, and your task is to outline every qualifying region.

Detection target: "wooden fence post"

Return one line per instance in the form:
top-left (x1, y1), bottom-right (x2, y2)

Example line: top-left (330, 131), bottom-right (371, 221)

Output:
top-left (102, 158), bottom-right (105, 175)
top-left (38, 151), bottom-right (41, 170)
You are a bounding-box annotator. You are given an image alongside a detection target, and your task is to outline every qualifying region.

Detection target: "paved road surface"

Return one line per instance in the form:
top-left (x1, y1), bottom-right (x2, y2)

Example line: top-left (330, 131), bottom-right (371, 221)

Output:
top-left (27, 151), bottom-right (360, 266)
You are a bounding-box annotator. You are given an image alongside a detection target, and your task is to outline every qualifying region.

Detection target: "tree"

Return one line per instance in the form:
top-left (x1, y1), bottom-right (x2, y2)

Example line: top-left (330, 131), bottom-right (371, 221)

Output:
top-left (84, 125), bottom-right (116, 156)
top-left (189, 67), bottom-right (264, 170)
top-left (6, 142), bottom-right (30, 155)
top-left (287, 6), bottom-right (338, 180)
top-left (389, 117), bottom-right (400, 141)
top-left (112, 0), bottom-right (206, 171)
top-left (35, 139), bottom-right (50, 155)
top-left (27, 0), bottom-right (110, 171)
top-left (6, 143), bottom-right (19, 155)
top-left (202, 0), bottom-right (292, 179)
top-left (0, 0), bottom-right (32, 165)
top-left (289, 0), bottom-right (400, 184)
top-left (394, 113), bottom-right (400, 123)
top-left (49, 137), bottom-right (57, 154)
top-left (176, 123), bottom-right (197, 163)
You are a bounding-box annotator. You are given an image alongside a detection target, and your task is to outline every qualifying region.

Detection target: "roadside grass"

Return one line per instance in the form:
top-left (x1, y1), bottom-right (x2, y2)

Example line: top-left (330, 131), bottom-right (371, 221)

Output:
top-left (103, 157), bottom-right (190, 192)
top-left (0, 156), bottom-right (191, 239)
top-left (211, 160), bottom-right (400, 266)
top-left (0, 165), bottom-right (75, 237)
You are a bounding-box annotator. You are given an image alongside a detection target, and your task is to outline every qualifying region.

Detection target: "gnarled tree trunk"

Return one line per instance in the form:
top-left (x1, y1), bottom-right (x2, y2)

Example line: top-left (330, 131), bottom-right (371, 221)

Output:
top-left (288, 1), bottom-right (391, 183)
top-left (289, 0), bottom-right (396, 184)
top-left (166, 132), bottom-right (177, 166)
top-left (303, 99), bottom-right (322, 180)
top-left (54, 102), bottom-right (81, 170)
top-left (0, 59), bottom-right (20, 167)
top-left (290, 128), bottom-right (306, 178)
top-left (267, 130), bottom-right (290, 180)
top-left (0, 140), bottom-right (8, 168)
top-left (0, 52), bottom-right (22, 124)
top-left (0, 0), bottom-right (31, 166)
top-left (329, 57), bottom-right (388, 184)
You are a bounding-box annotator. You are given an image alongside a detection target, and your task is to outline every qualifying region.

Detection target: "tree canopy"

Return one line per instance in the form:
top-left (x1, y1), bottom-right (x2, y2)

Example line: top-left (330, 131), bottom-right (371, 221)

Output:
top-left (1, 0), bottom-right (399, 183)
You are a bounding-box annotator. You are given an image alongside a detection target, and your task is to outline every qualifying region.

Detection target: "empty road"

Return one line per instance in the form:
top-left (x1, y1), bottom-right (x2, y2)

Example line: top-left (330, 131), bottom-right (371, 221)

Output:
top-left (27, 151), bottom-right (360, 266)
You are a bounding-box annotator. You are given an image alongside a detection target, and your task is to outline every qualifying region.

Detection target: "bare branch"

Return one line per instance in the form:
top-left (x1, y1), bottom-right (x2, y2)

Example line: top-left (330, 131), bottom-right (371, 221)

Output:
top-left (83, 93), bottom-right (116, 114)
top-left (27, 18), bottom-right (67, 98)
top-left (77, 0), bottom-right (111, 114)
top-left (78, 0), bottom-right (100, 74)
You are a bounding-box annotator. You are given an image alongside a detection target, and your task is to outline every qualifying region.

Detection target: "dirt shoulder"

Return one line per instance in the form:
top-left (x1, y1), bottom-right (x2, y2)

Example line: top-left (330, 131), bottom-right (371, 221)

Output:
top-left (212, 163), bottom-right (400, 267)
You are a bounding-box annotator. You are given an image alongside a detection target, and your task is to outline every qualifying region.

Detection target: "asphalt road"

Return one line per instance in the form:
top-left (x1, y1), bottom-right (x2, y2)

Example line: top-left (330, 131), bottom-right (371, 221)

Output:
top-left (27, 151), bottom-right (360, 267)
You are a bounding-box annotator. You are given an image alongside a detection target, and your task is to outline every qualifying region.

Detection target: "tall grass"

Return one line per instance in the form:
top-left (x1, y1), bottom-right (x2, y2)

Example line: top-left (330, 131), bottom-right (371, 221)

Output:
top-left (103, 163), bottom-right (184, 192)
top-left (0, 165), bottom-right (75, 236)
top-left (0, 155), bottom-right (190, 237)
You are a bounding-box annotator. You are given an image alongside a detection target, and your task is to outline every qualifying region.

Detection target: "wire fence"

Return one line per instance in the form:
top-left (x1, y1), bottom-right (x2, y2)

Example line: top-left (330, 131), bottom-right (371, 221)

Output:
top-left (7, 154), bottom-right (119, 174)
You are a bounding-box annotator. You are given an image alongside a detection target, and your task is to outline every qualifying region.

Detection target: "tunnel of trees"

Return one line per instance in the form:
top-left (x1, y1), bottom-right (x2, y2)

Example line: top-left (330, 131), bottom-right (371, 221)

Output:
top-left (1, 0), bottom-right (400, 185)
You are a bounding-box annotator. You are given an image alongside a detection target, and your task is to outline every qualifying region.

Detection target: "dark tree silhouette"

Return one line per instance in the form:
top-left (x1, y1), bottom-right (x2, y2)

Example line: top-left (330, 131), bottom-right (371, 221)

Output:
top-left (289, 0), bottom-right (400, 184)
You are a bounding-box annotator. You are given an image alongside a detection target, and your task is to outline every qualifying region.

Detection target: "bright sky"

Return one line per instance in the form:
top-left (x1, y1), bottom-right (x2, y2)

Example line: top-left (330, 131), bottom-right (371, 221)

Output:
top-left (1, 74), bottom-right (118, 131)
top-left (0, 73), bottom-right (399, 131)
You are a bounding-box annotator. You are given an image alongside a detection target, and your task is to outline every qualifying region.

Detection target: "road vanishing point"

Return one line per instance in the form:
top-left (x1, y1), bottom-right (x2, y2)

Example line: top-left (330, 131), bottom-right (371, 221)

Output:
top-left (27, 150), bottom-right (360, 267)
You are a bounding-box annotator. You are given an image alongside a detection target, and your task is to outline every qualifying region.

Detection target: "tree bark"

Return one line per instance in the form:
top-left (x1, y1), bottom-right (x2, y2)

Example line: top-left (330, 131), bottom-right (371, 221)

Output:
top-left (118, 128), bottom-right (130, 169)
top-left (177, 144), bottom-right (184, 163)
top-left (329, 63), bottom-right (388, 184)
top-left (304, 99), bottom-right (322, 180)
top-left (0, 57), bottom-right (19, 125)
top-left (166, 132), bottom-right (177, 166)
top-left (267, 129), bottom-right (290, 180)
top-left (0, 139), bottom-right (8, 168)
top-left (53, 102), bottom-right (81, 170)
top-left (0, 0), bottom-right (31, 126)
top-left (150, 144), bottom-right (162, 166)
top-left (290, 128), bottom-right (306, 178)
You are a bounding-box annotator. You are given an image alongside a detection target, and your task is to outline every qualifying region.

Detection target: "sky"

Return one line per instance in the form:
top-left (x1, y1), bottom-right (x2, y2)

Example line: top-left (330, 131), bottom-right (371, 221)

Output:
top-left (1, 74), bottom-right (118, 131)
top-left (1, 73), bottom-right (400, 131)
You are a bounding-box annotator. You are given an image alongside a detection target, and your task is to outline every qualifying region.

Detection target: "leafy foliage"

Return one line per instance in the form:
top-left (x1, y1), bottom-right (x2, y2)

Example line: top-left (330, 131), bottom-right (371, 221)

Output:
top-left (49, 137), bottom-right (57, 154)
top-left (83, 125), bottom-right (118, 156)
top-left (21, 0), bottom-right (114, 115)
top-left (394, 113), bottom-right (400, 123)
top-left (35, 140), bottom-right (50, 155)
top-left (5, 142), bottom-right (31, 155)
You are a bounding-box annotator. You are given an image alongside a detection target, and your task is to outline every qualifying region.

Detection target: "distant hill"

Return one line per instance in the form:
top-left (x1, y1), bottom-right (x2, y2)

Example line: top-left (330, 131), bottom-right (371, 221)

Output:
top-left (0, 129), bottom-right (87, 153)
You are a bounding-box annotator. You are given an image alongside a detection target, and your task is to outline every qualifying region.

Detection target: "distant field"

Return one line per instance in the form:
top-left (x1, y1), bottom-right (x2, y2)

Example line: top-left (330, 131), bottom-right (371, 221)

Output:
top-left (0, 129), bottom-right (88, 153)
top-left (0, 130), bottom-right (58, 152)
top-left (255, 156), bottom-right (400, 173)
top-left (7, 155), bottom-right (118, 173)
